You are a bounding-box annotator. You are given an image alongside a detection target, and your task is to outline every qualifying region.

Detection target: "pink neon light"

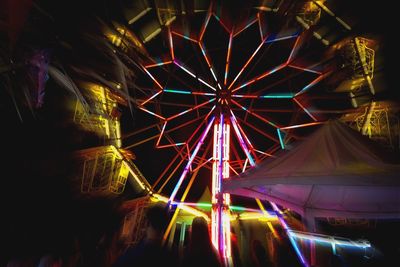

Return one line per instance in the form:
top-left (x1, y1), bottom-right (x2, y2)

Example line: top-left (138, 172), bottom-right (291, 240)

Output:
top-left (230, 116), bottom-right (255, 166)
top-left (232, 63), bottom-right (286, 92)
top-left (230, 111), bottom-right (255, 150)
top-left (169, 116), bottom-right (215, 202)
top-left (293, 98), bottom-right (317, 121)
top-left (211, 114), bottom-right (232, 258)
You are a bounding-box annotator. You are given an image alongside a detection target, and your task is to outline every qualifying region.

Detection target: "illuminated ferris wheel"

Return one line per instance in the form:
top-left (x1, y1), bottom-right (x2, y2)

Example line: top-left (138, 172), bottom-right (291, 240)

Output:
top-left (126, 2), bottom-right (330, 261)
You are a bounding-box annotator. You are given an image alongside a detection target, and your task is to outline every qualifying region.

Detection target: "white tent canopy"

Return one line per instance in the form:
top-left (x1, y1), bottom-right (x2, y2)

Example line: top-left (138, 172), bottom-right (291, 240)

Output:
top-left (223, 120), bottom-right (400, 220)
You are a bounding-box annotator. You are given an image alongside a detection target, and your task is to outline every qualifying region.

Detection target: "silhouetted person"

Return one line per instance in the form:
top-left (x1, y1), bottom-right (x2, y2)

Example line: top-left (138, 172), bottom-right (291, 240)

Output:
top-left (181, 216), bottom-right (223, 267)
top-left (250, 239), bottom-right (271, 267)
top-left (113, 203), bottom-right (176, 267)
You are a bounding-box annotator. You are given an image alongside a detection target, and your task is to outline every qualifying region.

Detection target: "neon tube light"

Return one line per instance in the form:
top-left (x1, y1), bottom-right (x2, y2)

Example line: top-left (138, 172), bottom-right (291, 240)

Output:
top-left (270, 202), bottom-right (309, 267)
top-left (143, 68), bottom-right (163, 89)
top-left (286, 36), bottom-right (301, 64)
top-left (140, 90), bottom-right (162, 106)
top-left (174, 61), bottom-right (217, 91)
top-left (232, 99), bottom-right (278, 128)
top-left (277, 129), bottom-right (285, 149)
top-left (199, 42), bottom-right (222, 89)
top-left (280, 121), bottom-right (323, 130)
top-left (174, 61), bottom-right (196, 78)
top-left (228, 35), bottom-right (267, 90)
top-left (175, 88), bottom-right (203, 95)
top-left (169, 116), bottom-right (215, 202)
top-left (232, 93), bottom-right (295, 99)
top-left (288, 64), bottom-right (321, 74)
top-left (265, 34), bottom-right (299, 43)
top-left (224, 32), bottom-right (233, 86)
top-left (213, 14), bottom-right (230, 32)
top-left (168, 28), bottom-right (174, 60)
top-left (295, 72), bottom-right (330, 96)
top-left (289, 230), bottom-right (371, 249)
top-left (167, 98), bottom-right (215, 121)
top-left (293, 98), bottom-right (317, 121)
top-left (156, 122), bottom-right (186, 148)
top-left (145, 61), bottom-right (173, 68)
top-left (172, 31), bottom-right (198, 43)
top-left (230, 116), bottom-right (255, 166)
top-left (233, 17), bottom-right (258, 37)
top-left (232, 63), bottom-right (286, 92)
top-left (199, 8), bottom-right (212, 41)
top-left (138, 107), bottom-right (165, 120)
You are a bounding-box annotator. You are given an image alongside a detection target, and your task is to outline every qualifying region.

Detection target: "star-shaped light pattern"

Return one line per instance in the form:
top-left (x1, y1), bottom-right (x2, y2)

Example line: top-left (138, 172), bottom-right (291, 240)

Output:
top-left (132, 7), bottom-right (331, 263)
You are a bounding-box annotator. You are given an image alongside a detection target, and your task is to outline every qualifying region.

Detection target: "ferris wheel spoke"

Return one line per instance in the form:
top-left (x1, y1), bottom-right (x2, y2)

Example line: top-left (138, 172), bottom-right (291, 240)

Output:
top-left (155, 122), bottom-right (185, 149)
top-left (230, 115), bottom-right (255, 166)
top-left (231, 63), bottom-right (287, 92)
top-left (231, 99), bottom-right (279, 128)
top-left (138, 106), bottom-right (165, 120)
top-left (233, 17), bottom-right (258, 37)
top-left (228, 34), bottom-right (269, 90)
top-left (280, 121), bottom-right (324, 130)
top-left (230, 111), bottom-right (259, 161)
top-left (232, 93), bottom-right (294, 99)
top-left (169, 116), bottom-right (215, 202)
top-left (199, 42), bottom-right (222, 89)
top-left (199, 5), bottom-right (213, 41)
top-left (265, 33), bottom-right (299, 44)
top-left (293, 98), bottom-right (318, 121)
top-left (224, 32), bottom-right (233, 86)
top-left (287, 64), bottom-right (322, 74)
top-left (152, 144), bottom-right (187, 190)
top-left (144, 60), bottom-right (173, 68)
top-left (286, 35), bottom-right (302, 65)
top-left (142, 66), bottom-right (164, 89)
top-left (295, 71), bottom-right (333, 96)
top-left (166, 98), bottom-right (215, 121)
top-left (236, 116), bottom-right (280, 143)
top-left (163, 88), bottom-right (215, 96)
top-left (172, 31), bottom-right (198, 43)
top-left (174, 60), bottom-right (217, 91)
